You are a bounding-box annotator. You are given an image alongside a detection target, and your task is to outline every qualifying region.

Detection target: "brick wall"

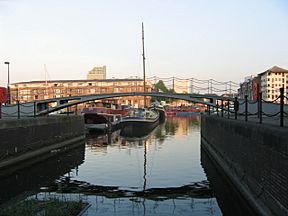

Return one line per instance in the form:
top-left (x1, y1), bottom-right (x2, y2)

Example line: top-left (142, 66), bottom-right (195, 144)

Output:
top-left (0, 116), bottom-right (85, 160)
top-left (201, 115), bottom-right (288, 216)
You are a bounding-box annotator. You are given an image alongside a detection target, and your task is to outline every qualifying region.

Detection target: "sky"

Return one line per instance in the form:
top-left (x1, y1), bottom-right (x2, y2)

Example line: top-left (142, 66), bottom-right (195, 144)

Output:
top-left (0, 0), bottom-right (287, 87)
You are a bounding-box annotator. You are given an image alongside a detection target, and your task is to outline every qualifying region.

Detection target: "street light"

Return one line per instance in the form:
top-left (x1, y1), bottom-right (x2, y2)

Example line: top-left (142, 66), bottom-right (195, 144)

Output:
top-left (4, 61), bottom-right (10, 104)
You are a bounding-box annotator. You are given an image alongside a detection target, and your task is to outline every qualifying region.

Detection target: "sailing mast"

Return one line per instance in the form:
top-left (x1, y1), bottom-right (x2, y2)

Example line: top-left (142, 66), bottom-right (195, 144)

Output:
top-left (142, 22), bottom-right (146, 107)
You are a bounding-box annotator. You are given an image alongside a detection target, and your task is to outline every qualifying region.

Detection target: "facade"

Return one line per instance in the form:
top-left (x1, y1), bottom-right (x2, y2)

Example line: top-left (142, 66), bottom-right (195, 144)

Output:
top-left (87, 66), bottom-right (106, 80)
top-left (258, 66), bottom-right (288, 103)
top-left (0, 87), bottom-right (6, 104)
top-left (238, 76), bottom-right (255, 100)
top-left (9, 78), bottom-right (152, 108)
top-left (252, 76), bottom-right (260, 101)
top-left (238, 66), bottom-right (288, 103)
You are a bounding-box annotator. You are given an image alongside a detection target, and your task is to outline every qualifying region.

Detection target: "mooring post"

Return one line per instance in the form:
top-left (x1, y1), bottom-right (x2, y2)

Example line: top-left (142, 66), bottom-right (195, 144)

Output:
top-left (280, 88), bottom-right (284, 127)
top-left (259, 92), bottom-right (262, 124)
top-left (245, 95), bottom-right (248, 122)
top-left (234, 97), bottom-right (238, 120)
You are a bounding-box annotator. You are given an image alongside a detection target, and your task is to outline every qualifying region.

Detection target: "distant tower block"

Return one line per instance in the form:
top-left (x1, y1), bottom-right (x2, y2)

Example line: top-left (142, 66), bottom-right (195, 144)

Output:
top-left (87, 66), bottom-right (106, 80)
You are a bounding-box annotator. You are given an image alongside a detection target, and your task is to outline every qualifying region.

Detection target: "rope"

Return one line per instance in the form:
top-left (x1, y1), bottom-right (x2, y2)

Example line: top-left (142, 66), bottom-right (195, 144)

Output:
top-left (239, 101), bottom-right (246, 105)
top-left (20, 103), bottom-right (34, 108)
top-left (248, 112), bottom-right (258, 116)
top-left (248, 100), bottom-right (258, 105)
top-left (262, 112), bottom-right (280, 117)
top-left (1, 111), bottom-right (19, 116)
top-left (20, 111), bottom-right (34, 114)
top-left (261, 95), bottom-right (280, 103)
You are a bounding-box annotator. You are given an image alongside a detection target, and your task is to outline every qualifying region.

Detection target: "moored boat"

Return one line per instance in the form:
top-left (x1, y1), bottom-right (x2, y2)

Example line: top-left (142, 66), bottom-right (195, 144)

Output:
top-left (83, 112), bottom-right (121, 133)
top-left (120, 108), bottom-right (159, 137)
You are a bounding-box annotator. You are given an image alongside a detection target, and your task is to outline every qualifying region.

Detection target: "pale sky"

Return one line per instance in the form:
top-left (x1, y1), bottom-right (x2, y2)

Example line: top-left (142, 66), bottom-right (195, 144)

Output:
top-left (0, 0), bottom-right (287, 87)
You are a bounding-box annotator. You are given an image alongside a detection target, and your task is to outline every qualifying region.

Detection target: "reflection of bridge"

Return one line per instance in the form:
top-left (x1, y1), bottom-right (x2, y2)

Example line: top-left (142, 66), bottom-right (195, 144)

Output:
top-left (2, 92), bottom-right (229, 117)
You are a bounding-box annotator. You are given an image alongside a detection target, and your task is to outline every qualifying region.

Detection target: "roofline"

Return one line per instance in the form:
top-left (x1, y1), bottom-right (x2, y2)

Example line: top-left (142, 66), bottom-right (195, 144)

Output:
top-left (11, 78), bottom-right (145, 85)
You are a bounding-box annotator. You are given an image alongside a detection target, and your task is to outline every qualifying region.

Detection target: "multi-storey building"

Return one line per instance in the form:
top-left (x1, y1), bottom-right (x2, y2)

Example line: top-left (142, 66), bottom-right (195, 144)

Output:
top-left (87, 66), bottom-right (107, 80)
top-left (258, 66), bottom-right (288, 102)
top-left (238, 76), bottom-right (255, 100)
top-left (9, 78), bottom-right (152, 108)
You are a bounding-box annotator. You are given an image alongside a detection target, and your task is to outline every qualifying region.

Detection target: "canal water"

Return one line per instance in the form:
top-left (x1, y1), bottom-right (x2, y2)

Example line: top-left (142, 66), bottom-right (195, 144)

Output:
top-left (0, 116), bottom-right (253, 215)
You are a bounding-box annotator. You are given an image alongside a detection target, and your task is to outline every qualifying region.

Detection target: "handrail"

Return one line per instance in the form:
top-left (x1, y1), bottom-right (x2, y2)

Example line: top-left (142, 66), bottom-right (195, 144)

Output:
top-left (206, 88), bottom-right (286, 127)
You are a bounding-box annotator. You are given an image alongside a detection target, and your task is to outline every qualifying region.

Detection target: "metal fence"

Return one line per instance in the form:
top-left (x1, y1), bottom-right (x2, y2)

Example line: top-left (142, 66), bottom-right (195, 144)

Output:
top-left (207, 88), bottom-right (288, 127)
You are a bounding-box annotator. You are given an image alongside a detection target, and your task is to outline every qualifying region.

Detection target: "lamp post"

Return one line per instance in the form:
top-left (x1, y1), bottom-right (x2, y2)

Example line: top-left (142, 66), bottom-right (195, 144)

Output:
top-left (4, 62), bottom-right (10, 104)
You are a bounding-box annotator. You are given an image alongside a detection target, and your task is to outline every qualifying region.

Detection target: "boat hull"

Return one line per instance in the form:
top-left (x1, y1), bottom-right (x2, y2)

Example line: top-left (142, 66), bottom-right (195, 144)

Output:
top-left (120, 118), bottom-right (159, 137)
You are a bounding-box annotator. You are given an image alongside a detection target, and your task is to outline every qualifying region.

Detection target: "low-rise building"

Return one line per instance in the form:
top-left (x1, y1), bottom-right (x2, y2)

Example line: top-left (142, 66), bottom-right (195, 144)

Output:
top-left (9, 78), bottom-right (152, 108)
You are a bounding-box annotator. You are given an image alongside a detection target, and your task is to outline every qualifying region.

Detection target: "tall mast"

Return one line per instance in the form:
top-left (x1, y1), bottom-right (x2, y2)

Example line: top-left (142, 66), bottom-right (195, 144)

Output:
top-left (142, 22), bottom-right (146, 107)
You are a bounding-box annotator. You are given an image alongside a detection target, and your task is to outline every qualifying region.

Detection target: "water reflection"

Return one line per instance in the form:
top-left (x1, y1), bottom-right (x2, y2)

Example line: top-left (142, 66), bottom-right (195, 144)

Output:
top-left (201, 146), bottom-right (256, 216)
top-left (0, 116), bottom-right (224, 215)
top-left (0, 143), bottom-right (85, 207)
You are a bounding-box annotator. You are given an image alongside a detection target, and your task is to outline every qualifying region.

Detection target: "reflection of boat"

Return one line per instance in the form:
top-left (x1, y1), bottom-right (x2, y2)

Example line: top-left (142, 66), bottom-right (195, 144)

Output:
top-left (120, 108), bottom-right (159, 137)
top-left (83, 113), bottom-right (121, 133)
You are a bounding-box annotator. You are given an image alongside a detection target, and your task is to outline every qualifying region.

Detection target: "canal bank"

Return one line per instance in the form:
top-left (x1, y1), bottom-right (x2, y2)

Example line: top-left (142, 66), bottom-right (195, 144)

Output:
top-left (201, 115), bottom-right (288, 216)
top-left (0, 116), bottom-right (85, 172)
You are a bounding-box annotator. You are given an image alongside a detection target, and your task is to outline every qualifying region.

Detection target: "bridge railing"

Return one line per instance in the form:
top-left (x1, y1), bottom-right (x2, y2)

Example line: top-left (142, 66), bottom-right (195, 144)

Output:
top-left (207, 88), bottom-right (288, 127)
top-left (0, 101), bottom-right (76, 119)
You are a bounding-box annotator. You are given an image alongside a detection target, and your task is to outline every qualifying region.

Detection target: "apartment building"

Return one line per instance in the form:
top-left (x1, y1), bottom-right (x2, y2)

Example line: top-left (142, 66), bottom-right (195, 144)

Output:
top-left (258, 66), bottom-right (288, 102)
top-left (9, 78), bottom-right (152, 108)
top-left (238, 66), bottom-right (288, 103)
top-left (87, 66), bottom-right (107, 80)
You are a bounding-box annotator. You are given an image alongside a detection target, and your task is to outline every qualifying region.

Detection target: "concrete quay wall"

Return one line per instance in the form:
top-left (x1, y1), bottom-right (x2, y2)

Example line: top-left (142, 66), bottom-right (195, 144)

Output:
top-left (0, 116), bottom-right (85, 169)
top-left (201, 115), bottom-right (288, 216)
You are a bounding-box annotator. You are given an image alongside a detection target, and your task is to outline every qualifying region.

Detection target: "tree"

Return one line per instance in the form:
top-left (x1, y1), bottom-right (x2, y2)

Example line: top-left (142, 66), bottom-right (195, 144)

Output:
top-left (153, 80), bottom-right (176, 103)
top-left (154, 80), bottom-right (169, 93)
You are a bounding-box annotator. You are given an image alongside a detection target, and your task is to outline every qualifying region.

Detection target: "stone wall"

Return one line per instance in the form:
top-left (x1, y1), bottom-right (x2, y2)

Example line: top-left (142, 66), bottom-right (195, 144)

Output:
top-left (0, 116), bottom-right (85, 167)
top-left (201, 115), bottom-right (288, 216)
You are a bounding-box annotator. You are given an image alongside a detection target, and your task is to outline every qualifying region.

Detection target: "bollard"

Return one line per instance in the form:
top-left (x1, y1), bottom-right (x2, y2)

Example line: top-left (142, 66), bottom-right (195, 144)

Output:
top-left (259, 92), bottom-right (262, 124)
top-left (234, 97), bottom-right (238, 120)
top-left (245, 95), bottom-right (248, 122)
top-left (216, 100), bottom-right (219, 116)
top-left (34, 101), bottom-right (36, 118)
top-left (280, 88), bottom-right (284, 127)
top-left (221, 99), bottom-right (224, 117)
top-left (17, 100), bottom-right (20, 119)
top-left (227, 99), bottom-right (230, 119)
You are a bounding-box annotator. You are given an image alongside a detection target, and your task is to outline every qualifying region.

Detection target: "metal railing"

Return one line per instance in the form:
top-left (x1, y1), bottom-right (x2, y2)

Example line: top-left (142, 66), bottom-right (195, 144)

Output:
top-left (207, 88), bottom-right (287, 127)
